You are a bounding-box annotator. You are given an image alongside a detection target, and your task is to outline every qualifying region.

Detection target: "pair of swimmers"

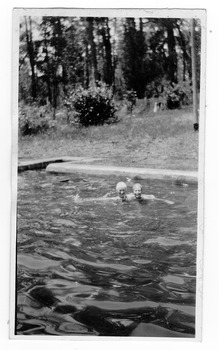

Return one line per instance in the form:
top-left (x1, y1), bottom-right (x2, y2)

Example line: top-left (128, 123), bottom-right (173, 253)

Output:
top-left (115, 182), bottom-right (173, 204)
top-left (116, 182), bottom-right (153, 201)
top-left (74, 181), bottom-right (173, 205)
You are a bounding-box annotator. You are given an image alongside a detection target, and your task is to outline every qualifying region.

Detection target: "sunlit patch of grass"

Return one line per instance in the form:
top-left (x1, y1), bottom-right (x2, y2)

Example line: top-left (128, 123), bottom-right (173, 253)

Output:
top-left (19, 105), bottom-right (198, 170)
top-left (25, 105), bottom-right (194, 143)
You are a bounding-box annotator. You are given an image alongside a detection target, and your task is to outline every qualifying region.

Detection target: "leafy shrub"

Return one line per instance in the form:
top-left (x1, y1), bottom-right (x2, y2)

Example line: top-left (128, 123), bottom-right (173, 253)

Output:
top-left (124, 90), bottom-right (137, 112)
top-left (145, 80), bottom-right (192, 110)
top-left (19, 103), bottom-right (56, 136)
top-left (162, 81), bottom-right (192, 109)
top-left (65, 83), bottom-right (117, 127)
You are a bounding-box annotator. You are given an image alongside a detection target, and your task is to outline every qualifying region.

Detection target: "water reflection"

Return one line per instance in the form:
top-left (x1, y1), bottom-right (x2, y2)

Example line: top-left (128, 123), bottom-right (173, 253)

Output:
top-left (16, 171), bottom-right (197, 337)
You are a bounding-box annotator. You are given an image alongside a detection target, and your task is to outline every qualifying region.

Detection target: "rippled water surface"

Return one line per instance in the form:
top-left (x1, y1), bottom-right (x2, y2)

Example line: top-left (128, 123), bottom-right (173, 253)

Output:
top-left (16, 170), bottom-right (197, 337)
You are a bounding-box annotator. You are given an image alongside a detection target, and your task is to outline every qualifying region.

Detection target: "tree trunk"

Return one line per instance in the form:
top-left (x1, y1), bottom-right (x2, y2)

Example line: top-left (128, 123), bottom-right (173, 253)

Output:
top-left (84, 42), bottom-right (90, 88)
top-left (101, 18), bottom-right (113, 85)
top-left (111, 18), bottom-right (117, 92)
top-left (139, 18), bottom-right (143, 32)
top-left (183, 55), bottom-right (186, 82)
top-left (43, 41), bottom-right (52, 104)
top-left (25, 16), bottom-right (37, 99)
top-left (87, 17), bottom-right (98, 85)
top-left (166, 22), bottom-right (178, 83)
top-left (52, 76), bottom-right (58, 120)
top-left (191, 18), bottom-right (199, 127)
top-left (176, 23), bottom-right (191, 81)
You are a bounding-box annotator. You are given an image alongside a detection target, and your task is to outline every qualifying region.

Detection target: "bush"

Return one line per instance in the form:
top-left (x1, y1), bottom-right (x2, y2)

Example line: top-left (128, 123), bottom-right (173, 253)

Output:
top-left (19, 103), bottom-right (56, 136)
top-left (162, 81), bottom-right (192, 109)
top-left (145, 80), bottom-right (192, 110)
top-left (123, 90), bottom-right (137, 112)
top-left (65, 83), bottom-right (117, 127)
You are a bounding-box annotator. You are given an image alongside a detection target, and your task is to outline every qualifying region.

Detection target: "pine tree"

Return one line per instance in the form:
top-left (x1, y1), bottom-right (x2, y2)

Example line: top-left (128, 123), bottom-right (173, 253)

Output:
top-left (122, 18), bottom-right (148, 98)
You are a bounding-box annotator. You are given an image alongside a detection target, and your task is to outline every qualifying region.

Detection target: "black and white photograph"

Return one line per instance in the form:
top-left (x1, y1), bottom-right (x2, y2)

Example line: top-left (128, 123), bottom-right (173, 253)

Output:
top-left (10, 7), bottom-right (205, 340)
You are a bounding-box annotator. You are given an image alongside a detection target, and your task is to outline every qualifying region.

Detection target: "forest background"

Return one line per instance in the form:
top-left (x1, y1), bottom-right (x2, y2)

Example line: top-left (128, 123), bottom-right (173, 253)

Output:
top-left (18, 16), bottom-right (201, 170)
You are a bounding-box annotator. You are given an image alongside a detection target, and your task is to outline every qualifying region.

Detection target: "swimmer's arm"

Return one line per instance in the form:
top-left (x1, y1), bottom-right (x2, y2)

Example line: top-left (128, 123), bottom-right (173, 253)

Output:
top-left (142, 194), bottom-right (156, 200)
top-left (102, 192), bottom-right (114, 198)
top-left (141, 194), bottom-right (174, 204)
top-left (73, 194), bottom-right (93, 202)
top-left (155, 198), bottom-right (174, 204)
top-left (92, 196), bottom-right (119, 201)
top-left (73, 194), bottom-right (119, 202)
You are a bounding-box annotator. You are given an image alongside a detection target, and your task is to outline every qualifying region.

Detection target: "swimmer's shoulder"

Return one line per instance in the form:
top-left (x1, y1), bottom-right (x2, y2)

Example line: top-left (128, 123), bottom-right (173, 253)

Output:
top-left (126, 193), bottom-right (134, 200)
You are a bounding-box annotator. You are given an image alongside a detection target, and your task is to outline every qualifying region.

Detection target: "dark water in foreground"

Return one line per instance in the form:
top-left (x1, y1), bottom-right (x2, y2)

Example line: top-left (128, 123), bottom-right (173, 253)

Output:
top-left (16, 171), bottom-right (197, 337)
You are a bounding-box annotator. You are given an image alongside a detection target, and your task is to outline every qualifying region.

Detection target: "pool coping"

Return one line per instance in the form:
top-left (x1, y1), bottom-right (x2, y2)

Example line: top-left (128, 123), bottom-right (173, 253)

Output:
top-left (18, 156), bottom-right (103, 172)
top-left (46, 162), bottom-right (198, 184)
top-left (18, 156), bottom-right (198, 184)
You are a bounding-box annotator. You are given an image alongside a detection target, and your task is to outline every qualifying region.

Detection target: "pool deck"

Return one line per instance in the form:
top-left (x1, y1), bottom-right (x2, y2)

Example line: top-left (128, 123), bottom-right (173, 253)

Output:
top-left (18, 156), bottom-right (198, 183)
top-left (18, 156), bottom-right (102, 172)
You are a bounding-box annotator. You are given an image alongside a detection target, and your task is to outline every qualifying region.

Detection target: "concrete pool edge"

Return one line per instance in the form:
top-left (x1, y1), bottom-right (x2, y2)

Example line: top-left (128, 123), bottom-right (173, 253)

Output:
top-left (18, 157), bottom-right (198, 183)
top-left (18, 156), bottom-right (103, 173)
top-left (46, 162), bottom-right (198, 184)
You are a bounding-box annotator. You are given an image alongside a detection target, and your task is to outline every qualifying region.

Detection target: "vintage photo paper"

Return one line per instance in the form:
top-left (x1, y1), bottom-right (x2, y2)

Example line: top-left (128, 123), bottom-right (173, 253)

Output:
top-left (10, 7), bottom-right (206, 341)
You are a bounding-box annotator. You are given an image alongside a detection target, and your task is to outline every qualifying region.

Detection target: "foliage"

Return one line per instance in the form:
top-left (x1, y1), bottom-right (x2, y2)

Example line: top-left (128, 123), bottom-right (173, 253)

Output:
top-left (19, 103), bottom-right (56, 136)
top-left (122, 18), bottom-right (148, 99)
top-left (62, 18), bottom-right (85, 87)
top-left (123, 90), bottom-right (137, 112)
top-left (161, 81), bottom-right (193, 109)
top-left (65, 83), bottom-right (118, 127)
top-left (19, 16), bottom-right (201, 111)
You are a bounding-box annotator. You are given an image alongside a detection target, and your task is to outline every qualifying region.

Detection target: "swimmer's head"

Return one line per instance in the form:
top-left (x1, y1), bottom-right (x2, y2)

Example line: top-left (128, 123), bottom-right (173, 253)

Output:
top-left (116, 182), bottom-right (127, 199)
top-left (116, 182), bottom-right (127, 192)
top-left (133, 183), bottom-right (142, 199)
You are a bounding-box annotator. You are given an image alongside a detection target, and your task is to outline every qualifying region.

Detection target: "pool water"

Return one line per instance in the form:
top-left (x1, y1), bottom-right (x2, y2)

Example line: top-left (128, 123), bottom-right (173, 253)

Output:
top-left (16, 170), bottom-right (197, 337)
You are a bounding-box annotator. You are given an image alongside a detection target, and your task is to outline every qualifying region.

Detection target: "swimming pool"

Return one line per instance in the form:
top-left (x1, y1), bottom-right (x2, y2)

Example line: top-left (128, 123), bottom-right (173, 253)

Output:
top-left (16, 170), bottom-right (197, 337)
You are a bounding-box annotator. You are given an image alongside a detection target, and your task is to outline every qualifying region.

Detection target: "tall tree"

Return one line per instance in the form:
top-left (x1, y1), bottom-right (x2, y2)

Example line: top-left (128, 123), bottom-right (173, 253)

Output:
top-left (86, 17), bottom-right (99, 85)
top-left (165, 19), bottom-right (178, 83)
top-left (122, 18), bottom-right (148, 98)
top-left (24, 16), bottom-right (37, 99)
top-left (148, 18), bottom-right (178, 84)
top-left (18, 16), bottom-right (201, 109)
top-left (175, 19), bottom-right (191, 81)
top-left (39, 17), bottom-right (67, 113)
top-left (99, 18), bottom-right (113, 85)
top-left (62, 18), bottom-right (85, 89)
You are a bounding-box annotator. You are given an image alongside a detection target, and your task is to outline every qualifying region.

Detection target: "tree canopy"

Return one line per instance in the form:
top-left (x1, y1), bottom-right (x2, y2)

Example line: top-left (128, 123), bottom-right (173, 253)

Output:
top-left (19, 16), bottom-right (201, 107)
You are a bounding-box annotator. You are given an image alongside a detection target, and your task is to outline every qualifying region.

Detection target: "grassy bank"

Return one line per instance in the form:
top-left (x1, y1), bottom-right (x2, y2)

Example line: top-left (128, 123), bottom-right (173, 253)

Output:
top-left (18, 105), bottom-right (199, 171)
